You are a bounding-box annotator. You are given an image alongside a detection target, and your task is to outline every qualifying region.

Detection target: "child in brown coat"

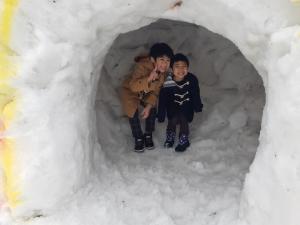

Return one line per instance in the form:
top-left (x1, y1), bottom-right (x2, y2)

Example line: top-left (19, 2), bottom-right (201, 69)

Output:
top-left (121, 43), bottom-right (174, 152)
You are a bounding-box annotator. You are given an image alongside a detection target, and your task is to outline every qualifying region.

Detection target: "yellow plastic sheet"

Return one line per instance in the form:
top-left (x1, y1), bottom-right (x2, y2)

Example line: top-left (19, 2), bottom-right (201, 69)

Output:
top-left (0, 0), bottom-right (21, 208)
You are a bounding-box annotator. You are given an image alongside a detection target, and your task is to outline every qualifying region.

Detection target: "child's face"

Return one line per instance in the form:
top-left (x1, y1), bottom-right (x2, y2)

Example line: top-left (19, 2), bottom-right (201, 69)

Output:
top-left (153, 55), bottom-right (171, 73)
top-left (172, 61), bottom-right (188, 80)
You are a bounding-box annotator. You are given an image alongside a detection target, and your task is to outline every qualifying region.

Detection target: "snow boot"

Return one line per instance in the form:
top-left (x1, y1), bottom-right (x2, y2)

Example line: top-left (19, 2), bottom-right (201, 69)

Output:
top-left (164, 131), bottom-right (176, 148)
top-left (134, 137), bottom-right (145, 153)
top-left (175, 134), bottom-right (190, 152)
top-left (144, 133), bottom-right (154, 150)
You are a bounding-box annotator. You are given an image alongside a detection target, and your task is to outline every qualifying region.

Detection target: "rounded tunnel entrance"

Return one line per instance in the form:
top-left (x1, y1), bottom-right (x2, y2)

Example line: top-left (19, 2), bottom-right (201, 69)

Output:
top-left (95, 19), bottom-right (265, 223)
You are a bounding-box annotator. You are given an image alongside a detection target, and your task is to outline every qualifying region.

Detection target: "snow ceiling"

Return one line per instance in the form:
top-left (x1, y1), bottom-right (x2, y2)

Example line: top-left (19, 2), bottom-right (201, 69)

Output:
top-left (1, 0), bottom-right (300, 225)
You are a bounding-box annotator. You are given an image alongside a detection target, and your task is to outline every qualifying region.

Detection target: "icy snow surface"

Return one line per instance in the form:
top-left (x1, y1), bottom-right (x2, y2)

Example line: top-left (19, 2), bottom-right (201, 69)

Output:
top-left (2, 0), bottom-right (300, 224)
top-left (3, 18), bottom-right (265, 225)
top-left (4, 19), bottom-right (265, 225)
top-left (67, 20), bottom-right (264, 225)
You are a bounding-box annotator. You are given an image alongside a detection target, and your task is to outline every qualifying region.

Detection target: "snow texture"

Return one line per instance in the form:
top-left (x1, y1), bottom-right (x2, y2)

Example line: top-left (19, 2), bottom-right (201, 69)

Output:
top-left (1, 0), bottom-right (300, 225)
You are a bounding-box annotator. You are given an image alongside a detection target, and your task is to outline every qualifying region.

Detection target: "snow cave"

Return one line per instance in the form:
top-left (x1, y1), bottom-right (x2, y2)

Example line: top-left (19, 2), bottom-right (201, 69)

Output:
top-left (1, 1), bottom-right (300, 225)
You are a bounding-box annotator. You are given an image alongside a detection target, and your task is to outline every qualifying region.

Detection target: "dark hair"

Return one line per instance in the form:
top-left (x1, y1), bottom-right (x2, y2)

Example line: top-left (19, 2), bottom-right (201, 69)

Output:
top-left (149, 42), bottom-right (174, 60)
top-left (171, 53), bottom-right (189, 67)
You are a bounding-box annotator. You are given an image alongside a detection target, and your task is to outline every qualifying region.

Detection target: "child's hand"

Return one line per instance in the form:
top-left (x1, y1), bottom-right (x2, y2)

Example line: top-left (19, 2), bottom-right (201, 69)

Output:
top-left (140, 104), bottom-right (152, 119)
top-left (148, 65), bottom-right (159, 82)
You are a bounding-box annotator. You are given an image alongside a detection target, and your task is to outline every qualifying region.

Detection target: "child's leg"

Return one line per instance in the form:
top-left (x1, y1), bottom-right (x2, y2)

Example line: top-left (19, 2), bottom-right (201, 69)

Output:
top-left (128, 110), bottom-right (144, 152)
top-left (145, 108), bottom-right (156, 134)
top-left (144, 108), bottom-right (156, 149)
top-left (128, 110), bottom-right (143, 138)
top-left (167, 116), bottom-right (178, 133)
top-left (178, 113), bottom-right (189, 137)
top-left (164, 116), bottom-right (178, 148)
top-left (175, 113), bottom-right (190, 152)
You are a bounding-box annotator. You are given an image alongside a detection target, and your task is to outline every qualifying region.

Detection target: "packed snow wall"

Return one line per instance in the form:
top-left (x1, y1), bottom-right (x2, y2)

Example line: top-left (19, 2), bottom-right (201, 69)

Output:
top-left (0, 0), bottom-right (300, 224)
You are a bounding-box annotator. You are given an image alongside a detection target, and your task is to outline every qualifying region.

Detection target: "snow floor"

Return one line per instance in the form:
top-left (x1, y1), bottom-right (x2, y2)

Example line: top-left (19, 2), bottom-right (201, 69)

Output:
top-left (12, 20), bottom-right (265, 225)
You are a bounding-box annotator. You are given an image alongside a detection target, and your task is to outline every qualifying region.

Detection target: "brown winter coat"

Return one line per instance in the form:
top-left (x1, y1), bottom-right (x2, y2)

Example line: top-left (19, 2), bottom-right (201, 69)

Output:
top-left (121, 56), bottom-right (166, 118)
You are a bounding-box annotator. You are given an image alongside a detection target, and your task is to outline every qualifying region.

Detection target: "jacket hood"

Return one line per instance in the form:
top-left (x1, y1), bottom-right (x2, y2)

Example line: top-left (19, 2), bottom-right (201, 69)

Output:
top-left (134, 54), bottom-right (150, 63)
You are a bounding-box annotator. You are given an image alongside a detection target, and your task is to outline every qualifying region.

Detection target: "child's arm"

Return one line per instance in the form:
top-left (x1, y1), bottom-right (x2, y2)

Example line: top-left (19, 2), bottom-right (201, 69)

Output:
top-left (157, 88), bottom-right (167, 122)
top-left (143, 71), bottom-right (166, 109)
top-left (128, 64), bottom-right (158, 93)
top-left (128, 64), bottom-right (151, 92)
top-left (140, 103), bottom-right (153, 119)
top-left (191, 76), bottom-right (203, 112)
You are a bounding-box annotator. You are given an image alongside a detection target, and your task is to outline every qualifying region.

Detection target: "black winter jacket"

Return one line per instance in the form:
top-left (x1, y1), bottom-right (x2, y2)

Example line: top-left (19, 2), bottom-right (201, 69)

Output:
top-left (157, 73), bottom-right (203, 123)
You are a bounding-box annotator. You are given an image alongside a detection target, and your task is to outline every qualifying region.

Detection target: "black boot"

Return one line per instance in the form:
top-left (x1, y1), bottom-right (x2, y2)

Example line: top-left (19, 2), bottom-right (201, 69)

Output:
top-left (134, 137), bottom-right (145, 153)
top-left (175, 134), bottom-right (190, 152)
top-left (164, 131), bottom-right (176, 148)
top-left (144, 133), bottom-right (154, 150)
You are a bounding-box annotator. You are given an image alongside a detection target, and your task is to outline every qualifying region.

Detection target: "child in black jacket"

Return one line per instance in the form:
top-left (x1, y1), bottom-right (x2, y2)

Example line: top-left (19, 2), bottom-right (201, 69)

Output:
top-left (157, 53), bottom-right (203, 152)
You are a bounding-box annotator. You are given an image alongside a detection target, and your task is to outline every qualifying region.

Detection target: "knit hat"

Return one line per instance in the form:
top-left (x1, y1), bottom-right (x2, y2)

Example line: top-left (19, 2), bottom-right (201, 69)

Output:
top-left (163, 71), bottom-right (177, 88)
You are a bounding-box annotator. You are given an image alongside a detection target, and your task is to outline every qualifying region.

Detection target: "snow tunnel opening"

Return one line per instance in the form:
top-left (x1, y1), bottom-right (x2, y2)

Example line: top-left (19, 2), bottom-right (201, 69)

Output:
top-left (92, 18), bottom-right (266, 221)
top-left (95, 19), bottom-right (265, 157)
